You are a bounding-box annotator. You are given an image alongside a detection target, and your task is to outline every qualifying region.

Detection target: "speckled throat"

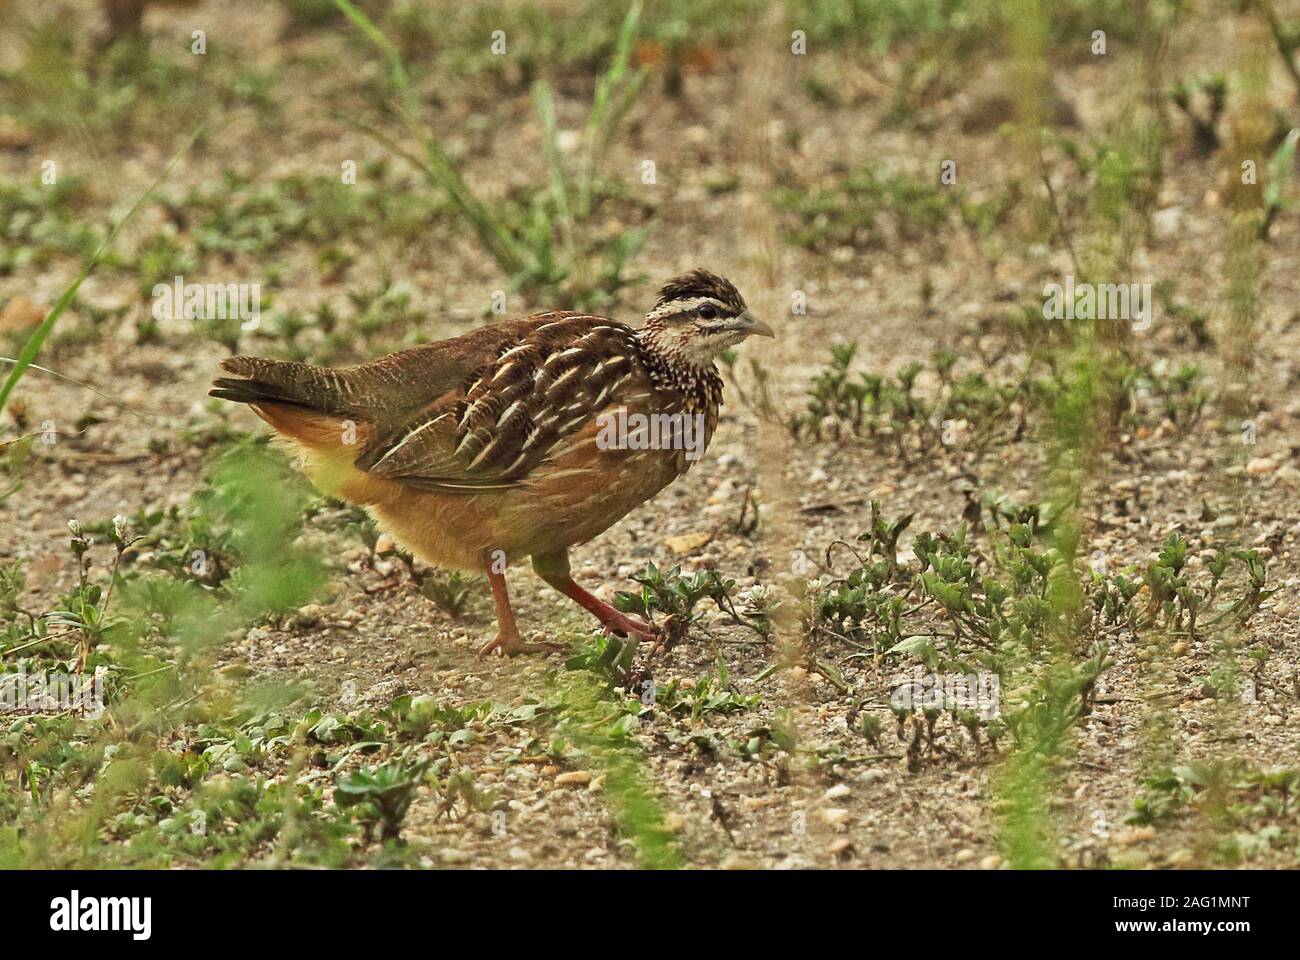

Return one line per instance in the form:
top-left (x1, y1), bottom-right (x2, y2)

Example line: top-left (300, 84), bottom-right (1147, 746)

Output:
top-left (634, 326), bottom-right (726, 419)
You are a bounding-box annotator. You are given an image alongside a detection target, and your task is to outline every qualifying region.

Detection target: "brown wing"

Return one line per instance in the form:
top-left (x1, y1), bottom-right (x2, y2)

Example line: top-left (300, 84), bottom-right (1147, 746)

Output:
top-left (214, 316), bottom-right (551, 427)
top-left (355, 313), bottom-right (646, 492)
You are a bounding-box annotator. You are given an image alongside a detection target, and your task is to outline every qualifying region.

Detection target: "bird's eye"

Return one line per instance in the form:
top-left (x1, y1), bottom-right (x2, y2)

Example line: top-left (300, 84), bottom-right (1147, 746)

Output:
top-left (698, 303), bottom-right (719, 320)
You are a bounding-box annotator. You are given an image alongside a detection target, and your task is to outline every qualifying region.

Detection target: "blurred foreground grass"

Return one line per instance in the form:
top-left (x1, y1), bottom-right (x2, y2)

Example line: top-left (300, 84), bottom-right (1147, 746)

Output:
top-left (1, 0), bottom-right (1298, 868)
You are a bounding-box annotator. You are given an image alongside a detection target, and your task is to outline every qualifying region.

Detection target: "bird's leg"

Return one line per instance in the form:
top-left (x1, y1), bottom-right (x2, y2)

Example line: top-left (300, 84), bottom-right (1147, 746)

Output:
top-left (478, 563), bottom-right (562, 657)
top-left (532, 551), bottom-right (656, 640)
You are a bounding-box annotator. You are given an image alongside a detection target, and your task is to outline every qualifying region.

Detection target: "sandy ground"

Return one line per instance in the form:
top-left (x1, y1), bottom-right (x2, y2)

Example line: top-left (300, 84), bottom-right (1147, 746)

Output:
top-left (3, 0), bottom-right (1299, 868)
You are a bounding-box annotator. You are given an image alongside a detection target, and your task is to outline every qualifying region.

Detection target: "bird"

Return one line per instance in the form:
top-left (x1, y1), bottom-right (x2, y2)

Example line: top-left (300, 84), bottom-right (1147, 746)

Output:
top-left (210, 269), bottom-right (773, 656)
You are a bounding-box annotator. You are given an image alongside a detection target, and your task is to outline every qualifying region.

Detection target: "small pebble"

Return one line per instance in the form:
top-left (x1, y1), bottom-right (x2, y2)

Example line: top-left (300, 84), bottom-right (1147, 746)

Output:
top-left (822, 808), bottom-right (850, 829)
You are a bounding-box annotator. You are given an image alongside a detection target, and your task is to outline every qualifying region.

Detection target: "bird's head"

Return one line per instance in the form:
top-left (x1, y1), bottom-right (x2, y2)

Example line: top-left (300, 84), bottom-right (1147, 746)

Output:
top-left (640, 269), bottom-right (773, 367)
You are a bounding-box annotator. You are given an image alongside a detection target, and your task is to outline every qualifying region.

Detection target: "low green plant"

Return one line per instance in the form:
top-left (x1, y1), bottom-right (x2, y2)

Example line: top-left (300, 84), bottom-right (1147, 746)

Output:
top-left (776, 164), bottom-right (967, 252)
top-left (175, 168), bottom-right (443, 260)
top-left (1261, 128), bottom-right (1299, 240)
top-left (0, 130), bottom-right (199, 417)
top-left (336, 0), bottom-right (650, 309)
top-left (811, 510), bottom-right (1267, 662)
top-left (1263, 4), bottom-right (1300, 97)
top-left (1129, 761), bottom-right (1300, 865)
top-left (613, 560), bottom-right (771, 641)
top-left (0, 179), bottom-right (101, 275)
top-left (789, 344), bottom-right (1209, 454)
top-left (787, 343), bottom-right (1032, 456)
top-left (1170, 73), bottom-right (1227, 154)
top-left (800, 506), bottom-right (1270, 761)
top-left (652, 660), bottom-right (760, 722)
top-left (334, 755), bottom-right (429, 842)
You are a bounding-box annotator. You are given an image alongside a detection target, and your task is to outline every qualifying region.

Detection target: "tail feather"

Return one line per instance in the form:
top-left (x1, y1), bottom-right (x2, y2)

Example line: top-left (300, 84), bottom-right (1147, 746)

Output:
top-left (210, 356), bottom-right (346, 412)
top-left (211, 357), bottom-right (371, 449)
top-left (209, 376), bottom-right (314, 409)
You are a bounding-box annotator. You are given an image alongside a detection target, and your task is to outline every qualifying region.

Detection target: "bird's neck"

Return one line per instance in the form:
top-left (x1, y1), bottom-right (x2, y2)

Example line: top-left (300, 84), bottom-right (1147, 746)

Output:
top-left (634, 325), bottom-right (724, 412)
top-left (637, 323), bottom-right (718, 379)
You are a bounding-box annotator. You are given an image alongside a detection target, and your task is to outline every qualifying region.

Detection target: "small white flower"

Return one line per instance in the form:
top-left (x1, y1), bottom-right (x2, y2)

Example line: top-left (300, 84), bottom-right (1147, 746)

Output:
top-left (67, 519), bottom-right (83, 536)
top-left (112, 513), bottom-right (129, 542)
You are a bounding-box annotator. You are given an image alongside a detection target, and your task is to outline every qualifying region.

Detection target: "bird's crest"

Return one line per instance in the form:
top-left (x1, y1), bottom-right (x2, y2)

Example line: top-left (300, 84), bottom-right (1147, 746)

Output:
top-left (655, 269), bottom-right (747, 314)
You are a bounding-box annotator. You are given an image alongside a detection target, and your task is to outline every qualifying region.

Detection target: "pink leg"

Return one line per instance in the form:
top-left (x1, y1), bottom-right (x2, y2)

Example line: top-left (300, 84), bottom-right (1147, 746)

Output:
top-left (477, 565), bottom-right (563, 657)
top-left (533, 551), bottom-right (657, 640)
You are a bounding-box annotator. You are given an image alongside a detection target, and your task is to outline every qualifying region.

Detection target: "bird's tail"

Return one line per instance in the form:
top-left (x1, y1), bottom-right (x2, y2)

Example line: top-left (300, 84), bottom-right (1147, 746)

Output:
top-left (211, 356), bottom-right (366, 449)
top-left (210, 356), bottom-right (339, 410)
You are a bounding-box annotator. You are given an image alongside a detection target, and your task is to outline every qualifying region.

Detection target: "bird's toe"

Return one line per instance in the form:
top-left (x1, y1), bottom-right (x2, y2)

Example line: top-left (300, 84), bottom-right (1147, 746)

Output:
top-left (478, 632), bottom-right (565, 657)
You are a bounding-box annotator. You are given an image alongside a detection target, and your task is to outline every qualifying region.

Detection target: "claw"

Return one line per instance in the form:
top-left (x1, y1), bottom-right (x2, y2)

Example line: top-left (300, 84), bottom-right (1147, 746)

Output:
top-left (478, 632), bottom-right (565, 657)
top-left (598, 610), bottom-right (657, 641)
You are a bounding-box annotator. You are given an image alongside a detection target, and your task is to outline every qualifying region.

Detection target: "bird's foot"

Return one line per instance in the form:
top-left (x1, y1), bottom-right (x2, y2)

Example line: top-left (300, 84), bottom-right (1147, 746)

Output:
top-left (596, 610), bottom-right (657, 641)
top-left (478, 631), bottom-right (565, 658)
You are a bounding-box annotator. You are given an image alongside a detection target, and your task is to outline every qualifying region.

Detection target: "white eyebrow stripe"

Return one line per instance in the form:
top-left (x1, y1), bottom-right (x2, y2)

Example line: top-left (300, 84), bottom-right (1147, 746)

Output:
top-left (644, 297), bottom-right (729, 321)
top-left (374, 413), bottom-right (450, 467)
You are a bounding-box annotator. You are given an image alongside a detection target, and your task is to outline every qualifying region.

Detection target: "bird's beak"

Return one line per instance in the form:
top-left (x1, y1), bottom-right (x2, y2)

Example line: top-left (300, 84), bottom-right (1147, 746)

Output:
top-left (730, 310), bottom-right (775, 339)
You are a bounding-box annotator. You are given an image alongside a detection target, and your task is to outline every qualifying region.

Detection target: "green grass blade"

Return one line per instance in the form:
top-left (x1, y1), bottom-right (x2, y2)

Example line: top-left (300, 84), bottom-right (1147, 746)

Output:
top-left (0, 124), bottom-right (203, 416)
top-left (1265, 128), bottom-right (1298, 209)
top-left (531, 80), bottom-right (574, 251)
top-left (577, 0), bottom-right (643, 216)
top-left (334, 0), bottom-right (525, 276)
